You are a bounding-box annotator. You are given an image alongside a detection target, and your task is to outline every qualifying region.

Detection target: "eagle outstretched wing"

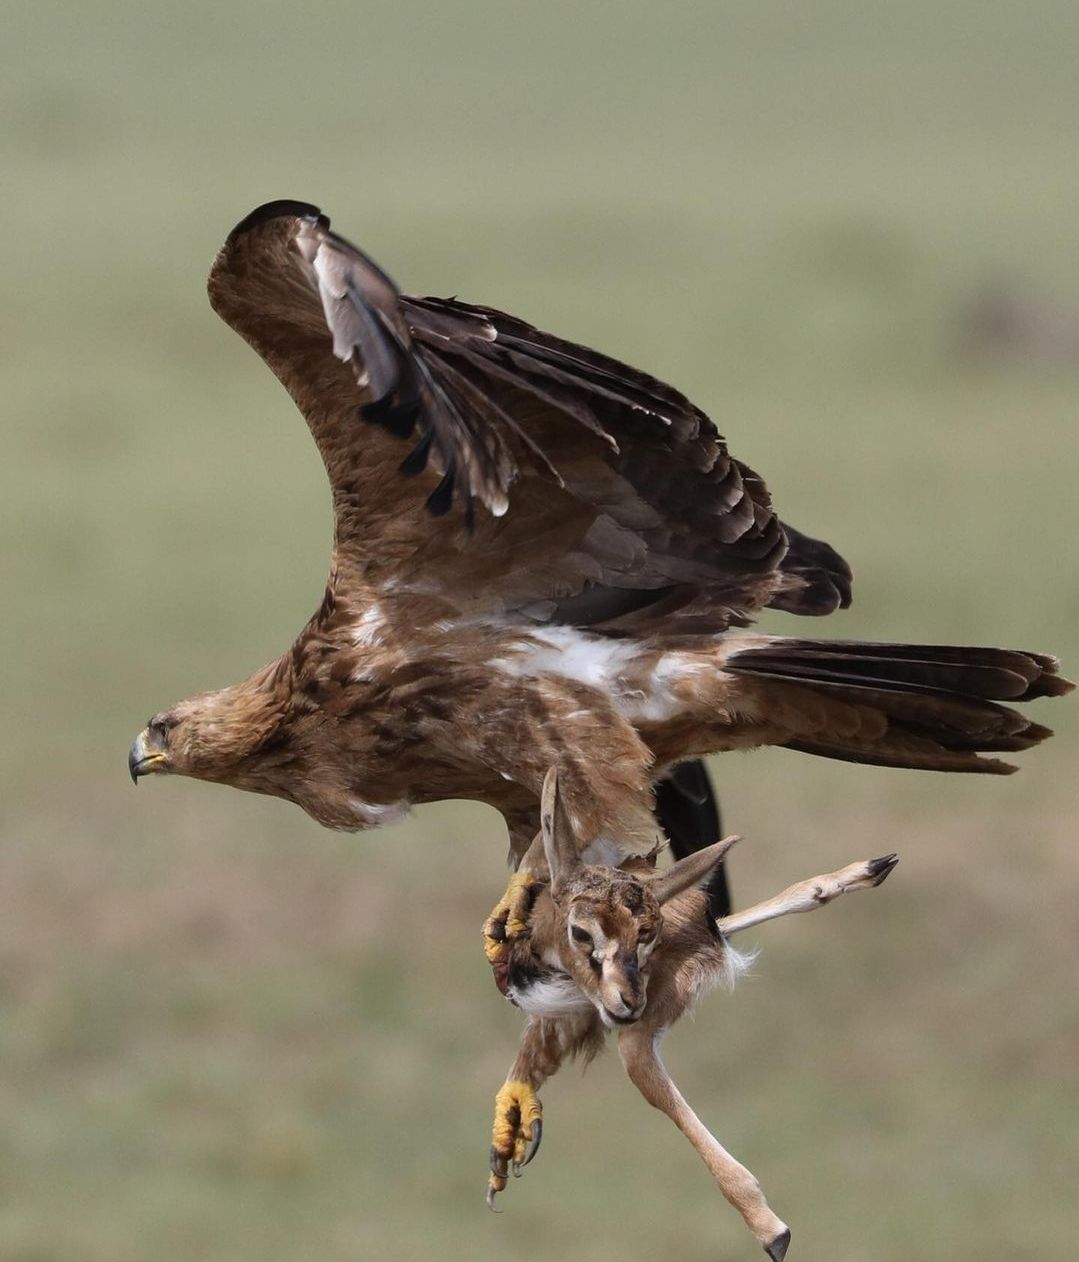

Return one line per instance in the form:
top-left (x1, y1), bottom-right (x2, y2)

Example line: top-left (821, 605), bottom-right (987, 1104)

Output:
top-left (131, 199), bottom-right (1068, 861)
top-left (207, 200), bottom-right (848, 632)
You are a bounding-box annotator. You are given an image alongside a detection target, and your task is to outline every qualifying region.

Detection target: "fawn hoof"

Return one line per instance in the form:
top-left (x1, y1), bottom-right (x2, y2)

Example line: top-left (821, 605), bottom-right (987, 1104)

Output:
top-left (867, 854), bottom-right (899, 886)
top-left (767, 1226), bottom-right (792, 1256)
top-left (764, 1228), bottom-right (791, 1261)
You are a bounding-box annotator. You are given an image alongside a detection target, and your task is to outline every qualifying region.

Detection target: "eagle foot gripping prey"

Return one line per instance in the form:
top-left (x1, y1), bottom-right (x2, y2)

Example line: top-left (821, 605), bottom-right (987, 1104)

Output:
top-left (482, 870), bottom-right (544, 981)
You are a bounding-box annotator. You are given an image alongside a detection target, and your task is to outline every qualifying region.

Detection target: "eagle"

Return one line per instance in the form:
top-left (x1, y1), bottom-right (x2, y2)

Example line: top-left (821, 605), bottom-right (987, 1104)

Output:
top-left (129, 199), bottom-right (1071, 954)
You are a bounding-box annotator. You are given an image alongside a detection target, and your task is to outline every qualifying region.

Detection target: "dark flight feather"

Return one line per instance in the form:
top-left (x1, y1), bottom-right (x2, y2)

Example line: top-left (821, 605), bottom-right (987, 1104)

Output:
top-left (769, 523), bottom-right (853, 615)
top-left (727, 639), bottom-right (1067, 772)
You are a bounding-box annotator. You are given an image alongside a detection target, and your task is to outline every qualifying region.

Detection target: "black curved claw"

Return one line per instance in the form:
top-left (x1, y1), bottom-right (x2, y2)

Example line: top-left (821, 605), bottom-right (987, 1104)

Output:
top-left (489, 1145), bottom-right (504, 1177)
top-left (522, 1117), bottom-right (543, 1166)
top-left (765, 1227), bottom-right (792, 1261)
top-left (485, 1183), bottom-right (502, 1212)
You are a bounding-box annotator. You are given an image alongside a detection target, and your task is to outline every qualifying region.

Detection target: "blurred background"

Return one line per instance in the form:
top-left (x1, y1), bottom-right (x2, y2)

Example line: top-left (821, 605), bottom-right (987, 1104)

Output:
top-left (2, 2), bottom-right (1077, 1259)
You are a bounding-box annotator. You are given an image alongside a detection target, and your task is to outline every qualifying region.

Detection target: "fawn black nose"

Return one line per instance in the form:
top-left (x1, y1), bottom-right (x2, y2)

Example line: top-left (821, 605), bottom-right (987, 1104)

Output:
top-left (620, 990), bottom-right (641, 1011)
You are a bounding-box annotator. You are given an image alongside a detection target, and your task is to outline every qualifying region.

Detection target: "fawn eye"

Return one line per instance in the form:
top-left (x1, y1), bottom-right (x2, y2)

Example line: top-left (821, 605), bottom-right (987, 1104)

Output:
top-left (570, 925), bottom-right (593, 947)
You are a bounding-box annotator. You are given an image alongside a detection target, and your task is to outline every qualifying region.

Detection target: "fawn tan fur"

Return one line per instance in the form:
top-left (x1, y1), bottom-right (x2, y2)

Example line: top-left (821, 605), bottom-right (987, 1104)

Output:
top-left (487, 769), bottom-right (898, 1261)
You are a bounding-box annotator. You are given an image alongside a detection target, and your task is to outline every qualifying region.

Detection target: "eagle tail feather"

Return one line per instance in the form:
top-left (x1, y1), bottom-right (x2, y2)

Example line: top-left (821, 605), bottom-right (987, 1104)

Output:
top-left (725, 638), bottom-right (1072, 774)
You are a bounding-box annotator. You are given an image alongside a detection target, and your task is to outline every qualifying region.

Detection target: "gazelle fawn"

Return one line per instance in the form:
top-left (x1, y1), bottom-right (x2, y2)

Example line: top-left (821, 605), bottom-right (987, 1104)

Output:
top-left (488, 768), bottom-right (898, 1261)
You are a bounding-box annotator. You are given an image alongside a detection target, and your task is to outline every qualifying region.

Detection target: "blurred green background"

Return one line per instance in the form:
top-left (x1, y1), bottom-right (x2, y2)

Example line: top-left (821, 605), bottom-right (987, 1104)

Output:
top-left (2, 2), bottom-right (1077, 1259)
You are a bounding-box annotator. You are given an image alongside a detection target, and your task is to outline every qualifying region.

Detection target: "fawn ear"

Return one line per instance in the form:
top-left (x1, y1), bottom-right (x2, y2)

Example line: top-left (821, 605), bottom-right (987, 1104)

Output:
top-left (651, 835), bottom-right (741, 906)
top-left (540, 768), bottom-right (581, 894)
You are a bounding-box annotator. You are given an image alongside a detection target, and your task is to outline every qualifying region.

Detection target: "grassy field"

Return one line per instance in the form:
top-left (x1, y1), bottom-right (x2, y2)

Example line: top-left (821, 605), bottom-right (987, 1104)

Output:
top-left (2, 2), bottom-right (1078, 1259)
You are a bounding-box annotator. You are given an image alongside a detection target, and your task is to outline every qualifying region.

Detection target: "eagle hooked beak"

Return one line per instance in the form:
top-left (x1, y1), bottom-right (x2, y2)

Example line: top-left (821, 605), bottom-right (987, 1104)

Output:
top-left (128, 728), bottom-right (168, 784)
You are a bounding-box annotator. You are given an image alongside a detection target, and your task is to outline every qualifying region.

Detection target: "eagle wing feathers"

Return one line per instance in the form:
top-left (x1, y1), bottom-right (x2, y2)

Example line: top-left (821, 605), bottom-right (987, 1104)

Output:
top-left (207, 200), bottom-right (845, 631)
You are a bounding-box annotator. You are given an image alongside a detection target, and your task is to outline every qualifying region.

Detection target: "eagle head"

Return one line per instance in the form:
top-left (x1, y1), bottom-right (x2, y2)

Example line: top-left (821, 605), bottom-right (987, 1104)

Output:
top-left (128, 678), bottom-right (288, 788)
top-left (127, 671), bottom-right (383, 831)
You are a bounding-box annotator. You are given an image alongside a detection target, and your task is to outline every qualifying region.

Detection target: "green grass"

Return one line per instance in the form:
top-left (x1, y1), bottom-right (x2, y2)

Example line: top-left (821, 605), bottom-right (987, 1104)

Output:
top-left (2, 1), bottom-right (1078, 1258)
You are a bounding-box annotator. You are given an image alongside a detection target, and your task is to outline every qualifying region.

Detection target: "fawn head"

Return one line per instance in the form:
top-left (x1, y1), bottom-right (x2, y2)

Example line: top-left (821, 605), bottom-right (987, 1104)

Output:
top-left (538, 769), bottom-right (736, 1028)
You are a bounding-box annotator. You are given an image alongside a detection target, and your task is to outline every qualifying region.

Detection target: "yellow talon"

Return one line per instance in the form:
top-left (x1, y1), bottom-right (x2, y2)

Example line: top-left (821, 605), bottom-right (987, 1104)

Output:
top-left (487, 1079), bottom-right (544, 1207)
top-left (492, 1079), bottom-right (542, 1151)
top-left (483, 869), bottom-right (542, 966)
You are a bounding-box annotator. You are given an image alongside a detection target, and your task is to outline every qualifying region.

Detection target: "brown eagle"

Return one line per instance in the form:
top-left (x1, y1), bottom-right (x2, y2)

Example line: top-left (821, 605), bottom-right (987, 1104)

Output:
top-left (129, 199), bottom-right (1071, 945)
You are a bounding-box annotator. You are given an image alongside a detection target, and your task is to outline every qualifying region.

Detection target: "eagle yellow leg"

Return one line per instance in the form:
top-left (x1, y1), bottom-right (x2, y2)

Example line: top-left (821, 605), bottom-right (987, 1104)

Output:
top-left (486, 1078), bottom-right (543, 1208)
top-left (483, 869), bottom-right (543, 967)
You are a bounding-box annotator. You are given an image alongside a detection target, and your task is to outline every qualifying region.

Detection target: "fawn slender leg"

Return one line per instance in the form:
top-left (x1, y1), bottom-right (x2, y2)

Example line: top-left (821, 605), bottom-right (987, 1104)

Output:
top-left (717, 855), bottom-right (898, 938)
top-left (618, 1025), bottom-right (791, 1261)
top-left (487, 1010), bottom-right (601, 1208)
